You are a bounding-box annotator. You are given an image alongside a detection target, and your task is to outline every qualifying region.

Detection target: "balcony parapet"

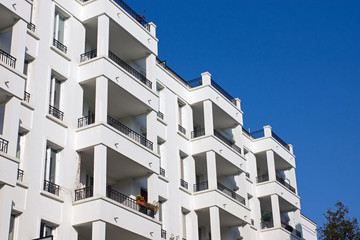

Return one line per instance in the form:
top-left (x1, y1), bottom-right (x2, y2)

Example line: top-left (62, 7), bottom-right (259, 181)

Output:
top-left (0, 49), bottom-right (16, 68)
top-left (0, 138), bottom-right (9, 154)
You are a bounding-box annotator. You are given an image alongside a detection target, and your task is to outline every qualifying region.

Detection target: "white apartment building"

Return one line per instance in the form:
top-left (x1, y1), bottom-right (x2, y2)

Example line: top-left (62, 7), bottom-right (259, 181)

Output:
top-left (0, 0), bottom-right (317, 239)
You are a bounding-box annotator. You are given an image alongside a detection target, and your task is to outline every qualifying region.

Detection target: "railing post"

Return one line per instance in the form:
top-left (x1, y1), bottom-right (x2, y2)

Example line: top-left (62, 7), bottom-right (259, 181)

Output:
top-left (203, 100), bottom-right (214, 136)
top-left (148, 22), bottom-right (157, 37)
top-left (288, 143), bottom-right (294, 154)
top-left (263, 125), bottom-right (272, 137)
top-left (233, 98), bottom-right (241, 111)
top-left (201, 72), bottom-right (212, 86)
top-left (10, 19), bottom-right (27, 72)
top-left (97, 15), bottom-right (109, 58)
top-left (266, 150), bottom-right (276, 182)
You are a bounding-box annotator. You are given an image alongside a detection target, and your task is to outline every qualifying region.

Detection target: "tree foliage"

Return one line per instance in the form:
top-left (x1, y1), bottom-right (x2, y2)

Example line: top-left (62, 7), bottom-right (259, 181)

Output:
top-left (319, 201), bottom-right (360, 240)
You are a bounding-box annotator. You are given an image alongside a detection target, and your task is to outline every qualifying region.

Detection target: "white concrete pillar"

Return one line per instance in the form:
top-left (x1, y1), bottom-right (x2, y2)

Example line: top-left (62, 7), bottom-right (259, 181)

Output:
top-left (289, 167), bottom-right (298, 194)
top-left (186, 156), bottom-right (196, 191)
top-left (186, 211), bottom-right (199, 240)
top-left (184, 104), bottom-right (193, 138)
top-left (264, 125), bottom-right (272, 137)
top-left (206, 151), bottom-right (217, 190)
top-left (95, 76), bottom-right (108, 123)
top-left (209, 206), bottom-right (221, 240)
top-left (148, 22), bottom-right (157, 37)
top-left (97, 15), bottom-right (110, 57)
top-left (201, 72), bottom-right (211, 86)
top-left (0, 185), bottom-right (13, 240)
top-left (294, 209), bottom-right (301, 231)
top-left (237, 172), bottom-right (247, 206)
top-left (271, 195), bottom-right (281, 228)
top-left (233, 98), bottom-right (241, 110)
top-left (203, 100), bottom-right (214, 136)
top-left (232, 124), bottom-right (242, 150)
top-left (266, 150), bottom-right (276, 182)
top-left (10, 19), bottom-right (27, 72)
top-left (92, 221), bottom-right (106, 240)
top-left (145, 53), bottom-right (156, 91)
top-left (288, 144), bottom-right (294, 154)
top-left (3, 97), bottom-right (21, 156)
top-left (146, 110), bottom-right (157, 151)
top-left (93, 145), bottom-right (107, 196)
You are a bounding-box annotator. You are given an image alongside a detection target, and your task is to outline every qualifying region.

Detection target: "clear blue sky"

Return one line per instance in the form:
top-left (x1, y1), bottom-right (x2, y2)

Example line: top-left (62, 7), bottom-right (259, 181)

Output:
top-left (130, 0), bottom-right (360, 228)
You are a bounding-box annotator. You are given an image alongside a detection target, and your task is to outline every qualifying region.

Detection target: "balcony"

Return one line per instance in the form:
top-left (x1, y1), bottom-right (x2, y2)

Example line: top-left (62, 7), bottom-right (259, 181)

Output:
top-left (217, 182), bottom-right (245, 205)
top-left (281, 221), bottom-right (301, 238)
top-left (0, 49), bottom-right (16, 68)
top-left (250, 129), bottom-right (290, 151)
top-left (75, 186), bottom-right (93, 201)
top-left (48, 105), bottom-right (64, 121)
top-left (193, 181), bottom-right (208, 192)
top-left (17, 169), bottom-right (24, 181)
top-left (52, 38), bottom-right (67, 54)
top-left (80, 49), bottom-right (97, 63)
top-left (156, 58), bottom-right (189, 87)
top-left (109, 51), bottom-right (152, 89)
top-left (77, 114), bottom-right (95, 128)
top-left (43, 180), bottom-right (60, 196)
top-left (180, 179), bottom-right (188, 189)
top-left (178, 124), bottom-right (186, 135)
top-left (276, 174), bottom-right (296, 194)
top-left (0, 137), bottom-right (9, 153)
top-left (214, 130), bottom-right (241, 154)
top-left (191, 128), bottom-right (205, 139)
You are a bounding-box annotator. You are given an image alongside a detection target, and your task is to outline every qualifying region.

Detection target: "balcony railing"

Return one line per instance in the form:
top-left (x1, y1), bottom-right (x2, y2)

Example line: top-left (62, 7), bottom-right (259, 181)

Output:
top-left (161, 229), bottom-right (167, 239)
top-left (23, 91), bottom-right (30, 103)
top-left (256, 174), bottom-right (269, 183)
top-left (245, 172), bottom-right (250, 178)
top-left (276, 175), bottom-right (296, 193)
top-left (80, 49), bottom-right (97, 62)
top-left (217, 182), bottom-right (245, 205)
top-left (180, 179), bottom-right (188, 189)
top-left (27, 22), bottom-right (36, 32)
top-left (112, 0), bottom-right (149, 30)
top-left (251, 219), bottom-right (255, 226)
top-left (43, 180), bottom-right (60, 196)
top-left (53, 38), bottom-right (67, 54)
top-left (156, 58), bottom-right (190, 87)
top-left (213, 130), bottom-right (242, 154)
top-left (106, 187), bottom-right (155, 218)
top-left (49, 105), bottom-right (64, 121)
top-left (191, 128), bottom-right (205, 139)
top-left (75, 186), bottom-right (93, 201)
top-left (0, 137), bottom-right (9, 153)
top-left (272, 131), bottom-right (290, 150)
top-left (160, 167), bottom-right (165, 177)
top-left (250, 129), bottom-right (264, 139)
top-left (178, 124), bottom-right (186, 135)
top-left (193, 181), bottom-right (208, 192)
top-left (187, 77), bottom-right (202, 88)
top-left (0, 49), bottom-right (16, 68)
top-left (211, 79), bottom-right (236, 105)
top-left (281, 221), bottom-right (301, 238)
top-left (157, 111), bottom-right (164, 120)
top-left (78, 114), bottom-right (95, 128)
top-left (17, 169), bottom-right (24, 181)
top-left (107, 115), bottom-right (153, 150)
top-left (108, 51), bottom-right (152, 89)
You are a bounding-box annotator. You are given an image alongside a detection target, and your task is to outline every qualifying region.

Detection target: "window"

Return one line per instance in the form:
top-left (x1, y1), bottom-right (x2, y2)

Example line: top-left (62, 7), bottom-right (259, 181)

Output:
top-left (8, 214), bottom-right (16, 240)
top-left (40, 221), bottom-right (55, 238)
top-left (16, 132), bottom-right (26, 159)
top-left (140, 188), bottom-right (148, 202)
top-left (53, 10), bottom-right (66, 44)
top-left (49, 76), bottom-right (62, 110)
top-left (44, 145), bottom-right (58, 183)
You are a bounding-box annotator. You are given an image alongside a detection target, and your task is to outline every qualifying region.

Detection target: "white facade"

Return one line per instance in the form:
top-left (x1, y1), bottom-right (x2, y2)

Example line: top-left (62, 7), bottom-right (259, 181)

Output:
top-left (0, 0), bottom-right (317, 239)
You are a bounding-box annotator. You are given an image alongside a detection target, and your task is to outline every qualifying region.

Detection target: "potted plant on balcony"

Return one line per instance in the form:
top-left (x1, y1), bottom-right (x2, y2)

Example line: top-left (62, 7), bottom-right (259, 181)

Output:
top-left (262, 212), bottom-right (272, 228)
top-left (136, 195), bottom-right (147, 207)
top-left (146, 201), bottom-right (160, 213)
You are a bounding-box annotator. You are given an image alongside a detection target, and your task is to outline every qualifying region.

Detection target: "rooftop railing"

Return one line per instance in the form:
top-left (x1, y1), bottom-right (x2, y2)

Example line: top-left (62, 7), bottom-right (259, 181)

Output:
top-left (0, 49), bottom-right (16, 68)
top-left (214, 129), bottom-right (241, 154)
top-left (217, 182), bottom-right (245, 205)
top-left (0, 137), bottom-right (9, 153)
top-left (272, 131), bottom-right (290, 150)
top-left (107, 187), bottom-right (155, 218)
top-left (180, 179), bottom-right (188, 189)
top-left (211, 79), bottom-right (236, 105)
top-left (112, 0), bottom-right (149, 31)
top-left (43, 180), bottom-right (60, 196)
top-left (250, 129), bottom-right (265, 139)
top-left (75, 186), bottom-right (93, 201)
top-left (156, 58), bottom-right (190, 87)
top-left (187, 77), bottom-right (202, 88)
top-left (191, 128), bottom-right (205, 139)
top-left (80, 49), bottom-right (97, 62)
top-left (78, 114), bottom-right (95, 128)
top-left (49, 105), bottom-right (64, 121)
top-left (53, 38), bottom-right (67, 54)
top-left (109, 51), bottom-right (152, 89)
top-left (107, 115), bottom-right (153, 150)
top-left (193, 181), bottom-right (208, 192)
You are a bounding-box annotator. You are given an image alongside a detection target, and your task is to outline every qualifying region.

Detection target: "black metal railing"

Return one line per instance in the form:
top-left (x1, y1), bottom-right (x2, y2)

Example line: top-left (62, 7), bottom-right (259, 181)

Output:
top-left (160, 167), bottom-right (165, 177)
top-left (75, 186), bottom-right (93, 201)
top-left (78, 114), bottom-right (95, 128)
top-left (49, 105), bottom-right (64, 121)
top-left (157, 111), bottom-right (164, 120)
top-left (80, 49), bottom-right (97, 62)
top-left (256, 174), bottom-right (269, 183)
top-left (27, 22), bottom-right (36, 32)
top-left (156, 58), bottom-right (190, 87)
top-left (250, 129), bottom-right (264, 139)
top-left (0, 49), bottom-right (16, 68)
top-left (109, 51), bottom-right (152, 89)
top-left (217, 182), bottom-right (245, 205)
top-left (272, 131), bottom-right (290, 150)
top-left (251, 219), bottom-right (255, 226)
top-left (281, 221), bottom-right (301, 238)
top-left (187, 77), bottom-right (202, 88)
top-left (245, 172), bottom-right (250, 178)
top-left (0, 137), bottom-right (9, 153)
top-left (193, 181), bottom-right (208, 192)
top-left (43, 180), bottom-right (60, 196)
top-left (180, 179), bottom-right (188, 189)
top-left (53, 38), bottom-right (67, 54)
top-left (178, 124), bottom-right (186, 135)
top-left (23, 91), bottom-right (30, 103)
top-left (107, 115), bottom-right (153, 150)
top-left (211, 79), bottom-right (236, 105)
top-left (17, 169), bottom-right (24, 181)
top-left (276, 175), bottom-right (296, 193)
top-left (191, 128), bottom-right (205, 139)
top-left (213, 130), bottom-right (242, 154)
top-left (161, 229), bottom-right (167, 239)
top-left (106, 187), bottom-right (155, 217)
top-left (112, 0), bottom-right (149, 30)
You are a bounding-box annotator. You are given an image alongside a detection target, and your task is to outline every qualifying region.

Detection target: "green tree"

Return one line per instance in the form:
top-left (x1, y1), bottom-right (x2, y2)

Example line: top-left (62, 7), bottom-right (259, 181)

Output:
top-left (319, 201), bottom-right (360, 240)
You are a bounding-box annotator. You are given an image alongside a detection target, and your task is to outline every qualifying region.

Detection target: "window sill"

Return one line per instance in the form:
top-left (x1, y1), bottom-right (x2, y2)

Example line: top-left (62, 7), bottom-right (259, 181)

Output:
top-left (26, 29), bottom-right (40, 40)
top-left (157, 116), bottom-right (167, 126)
top-left (179, 186), bottom-right (191, 195)
top-left (46, 114), bottom-right (68, 128)
top-left (16, 180), bottom-right (29, 189)
top-left (40, 190), bottom-right (64, 203)
top-left (158, 174), bottom-right (169, 183)
top-left (50, 45), bottom-right (71, 61)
